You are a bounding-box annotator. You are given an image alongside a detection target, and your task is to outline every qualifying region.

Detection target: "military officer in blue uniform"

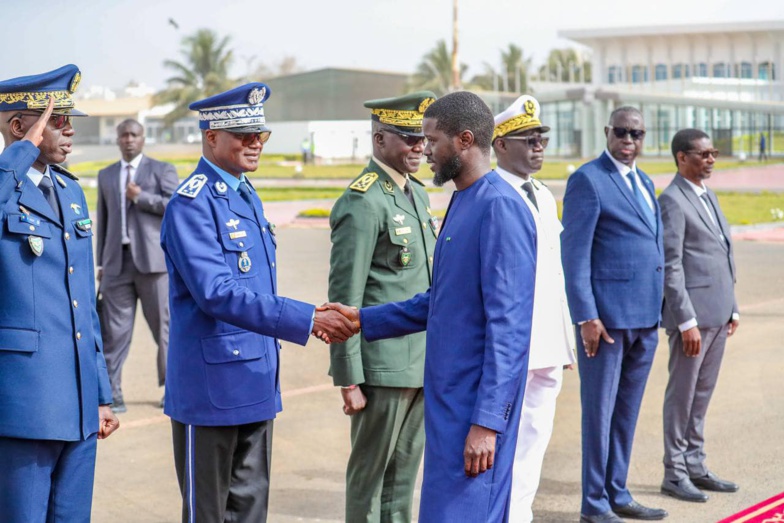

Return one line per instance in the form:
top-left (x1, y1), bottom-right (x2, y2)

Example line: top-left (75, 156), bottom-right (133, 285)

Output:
top-left (160, 82), bottom-right (358, 522)
top-left (0, 65), bottom-right (119, 522)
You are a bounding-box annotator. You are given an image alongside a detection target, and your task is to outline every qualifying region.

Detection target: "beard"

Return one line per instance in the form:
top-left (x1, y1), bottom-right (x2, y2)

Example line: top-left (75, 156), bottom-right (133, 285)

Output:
top-left (433, 154), bottom-right (462, 187)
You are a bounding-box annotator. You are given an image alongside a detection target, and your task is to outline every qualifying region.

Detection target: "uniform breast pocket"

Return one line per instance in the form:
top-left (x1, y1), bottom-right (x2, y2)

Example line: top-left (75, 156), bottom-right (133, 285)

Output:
top-left (386, 227), bottom-right (419, 270)
top-left (201, 330), bottom-right (273, 409)
top-left (219, 231), bottom-right (257, 278)
top-left (6, 214), bottom-right (53, 257)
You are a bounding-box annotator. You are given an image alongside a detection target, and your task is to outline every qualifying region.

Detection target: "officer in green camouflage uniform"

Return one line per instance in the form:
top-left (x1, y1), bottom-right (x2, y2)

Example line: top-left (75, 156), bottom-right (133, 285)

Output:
top-left (328, 92), bottom-right (438, 522)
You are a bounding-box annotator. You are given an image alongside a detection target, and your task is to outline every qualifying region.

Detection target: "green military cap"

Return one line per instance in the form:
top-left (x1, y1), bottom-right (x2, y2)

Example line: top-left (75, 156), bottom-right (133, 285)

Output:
top-left (364, 91), bottom-right (437, 137)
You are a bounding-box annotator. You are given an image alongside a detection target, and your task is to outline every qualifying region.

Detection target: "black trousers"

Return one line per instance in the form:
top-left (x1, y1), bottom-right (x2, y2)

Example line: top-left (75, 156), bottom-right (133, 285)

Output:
top-left (172, 419), bottom-right (273, 523)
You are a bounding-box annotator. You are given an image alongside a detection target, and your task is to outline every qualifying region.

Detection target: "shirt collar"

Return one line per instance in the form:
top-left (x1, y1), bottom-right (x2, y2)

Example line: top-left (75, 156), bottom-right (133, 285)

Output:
top-left (26, 165), bottom-right (50, 187)
top-left (372, 155), bottom-right (408, 190)
top-left (604, 148), bottom-right (637, 177)
top-left (121, 154), bottom-right (143, 170)
top-left (495, 166), bottom-right (527, 188)
top-left (202, 157), bottom-right (245, 192)
top-left (680, 174), bottom-right (707, 196)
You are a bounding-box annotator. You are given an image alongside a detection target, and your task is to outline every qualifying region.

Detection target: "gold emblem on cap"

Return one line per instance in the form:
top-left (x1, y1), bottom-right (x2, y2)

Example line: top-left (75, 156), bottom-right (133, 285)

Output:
top-left (418, 97), bottom-right (435, 113)
top-left (248, 87), bottom-right (266, 105)
top-left (69, 72), bottom-right (81, 94)
top-left (524, 99), bottom-right (536, 115)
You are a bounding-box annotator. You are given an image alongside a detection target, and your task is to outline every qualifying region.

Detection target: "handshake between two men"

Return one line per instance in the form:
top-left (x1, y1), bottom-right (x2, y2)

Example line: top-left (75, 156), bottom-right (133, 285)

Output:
top-left (311, 302), bottom-right (361, 344)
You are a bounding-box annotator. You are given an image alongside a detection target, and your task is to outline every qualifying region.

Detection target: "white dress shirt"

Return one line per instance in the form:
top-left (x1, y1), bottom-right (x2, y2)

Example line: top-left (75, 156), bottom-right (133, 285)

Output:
top-left (120, 154), bottom-right (143, 245)
top-left (604, 149), bottom-right (654, 211)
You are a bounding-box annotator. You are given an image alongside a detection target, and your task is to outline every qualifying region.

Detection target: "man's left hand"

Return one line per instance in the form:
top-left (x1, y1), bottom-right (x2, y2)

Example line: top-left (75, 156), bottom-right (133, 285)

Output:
top-left (98, 406), bottom-right (119, 439)
top-left (464, 424), bottom-right (496, 478)
top-left (727, 318), bottom-right (739, 336)
top-left (126, 181), bottom-right (141, 201)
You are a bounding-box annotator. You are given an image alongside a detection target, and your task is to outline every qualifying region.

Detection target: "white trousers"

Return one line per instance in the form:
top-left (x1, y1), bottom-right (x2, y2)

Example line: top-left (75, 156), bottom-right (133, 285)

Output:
top-left (509, 365), bottom-right (564, 522)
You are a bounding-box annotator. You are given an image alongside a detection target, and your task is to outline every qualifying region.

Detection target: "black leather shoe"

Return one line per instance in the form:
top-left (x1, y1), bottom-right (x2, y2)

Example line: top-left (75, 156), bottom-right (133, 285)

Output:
top-left (661, 478), bottom-right (709, 502)
top-left (580, 511), bottom-right (625, 523)
top-left (110, 401), bottom-right (127, 414)
top-left (690, 471), bottom-right (739, 492)
top-left (613, 501), bottom-right (668, 520)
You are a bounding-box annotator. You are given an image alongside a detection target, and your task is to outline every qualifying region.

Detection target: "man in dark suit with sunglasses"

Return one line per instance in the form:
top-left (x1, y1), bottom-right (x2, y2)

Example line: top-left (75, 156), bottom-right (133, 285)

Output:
top-left (659, 129), bottom-right (739, 503)
top-left (562, 106), bottom-right (667, 522)
top-left (328, 92), bottom-right (438, 522)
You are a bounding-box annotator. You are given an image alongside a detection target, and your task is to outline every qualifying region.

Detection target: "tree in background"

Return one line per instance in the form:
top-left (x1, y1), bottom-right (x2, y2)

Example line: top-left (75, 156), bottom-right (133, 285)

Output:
top-left (408, 40), bottom-right (468, 96)
top-left (538, 48), bottom-right (592, 83)
top-left (155, 29), bottom-right (236, 125)
top-left (470, 43), bottom-right (532, 93)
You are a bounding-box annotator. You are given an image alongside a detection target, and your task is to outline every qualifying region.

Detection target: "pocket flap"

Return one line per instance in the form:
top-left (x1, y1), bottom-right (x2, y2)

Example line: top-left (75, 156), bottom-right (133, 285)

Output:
top-left (201, 330), bottom-right (267, 364)
top-left (7, 215), bottom-right (52, 238)
top-left (220, 231), bottom-right (255, 252)
top-left (0, 327), bottom-right (39, 353)
top-left (387, 227), bottom-right (418, 247)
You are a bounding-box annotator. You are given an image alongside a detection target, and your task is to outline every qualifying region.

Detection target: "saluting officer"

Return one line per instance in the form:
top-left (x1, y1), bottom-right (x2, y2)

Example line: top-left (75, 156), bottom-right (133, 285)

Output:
top-left (0, 65), bottom-right (119, 522)
top-left (328, 91), bottom-right (438, 522)
top-left (160, 82), bottom-right (357, 522)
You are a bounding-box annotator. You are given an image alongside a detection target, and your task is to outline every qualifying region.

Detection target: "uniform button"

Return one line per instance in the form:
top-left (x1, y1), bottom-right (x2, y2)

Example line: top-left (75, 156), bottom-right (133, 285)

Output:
top-left (76, 332), bottom-right (82, 340)
top-left (29, 225), bottom-right (35, 231)
top-left (233, 349), bottom-right (240, 356)
top-left (239, 242), bottom-right (244, 247)
top-left (422, 223), bottom-right (427, 229)
top-left (64, 232), bottom-right (71, 240)
top-left (403, 238), bottom-right (408, 244)
top-left (262, 227), bottom-right (266, 233)
top-left (72, 300), bottom-right (78, 308)
top-left (656, 266), bottom-right (663, 272)
top-left (69, 266), bottom-right (74, 274)
top-left (271, 262), bottom-right (276, 268)
top-left (429, 256), bottom-right (433, 263)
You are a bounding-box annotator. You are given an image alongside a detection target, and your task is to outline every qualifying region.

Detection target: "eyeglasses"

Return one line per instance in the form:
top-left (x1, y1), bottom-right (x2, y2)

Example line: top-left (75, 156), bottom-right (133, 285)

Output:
top-left (686, 149), bottom-right (720, 159)
top-left (6, 112), bottom-right (72, 130)
top-left (231, 131), bottom-right (271, 146)
top-left (609, 127), bottom-right (646, 140)
top-left (503, 135), bottom-right (550, 149)
top-left (382, 129), bottom-right (426, 147)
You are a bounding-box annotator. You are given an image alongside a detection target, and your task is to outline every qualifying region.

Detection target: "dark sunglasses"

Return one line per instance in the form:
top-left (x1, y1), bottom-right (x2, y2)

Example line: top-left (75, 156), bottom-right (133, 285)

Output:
top-left (6, 112), bottom-right (71, 130)
top-left (231, 130), bottom-right (272, 146)
top-left (503, 135), bottom-right (550, 149)
top-left (686, 149), bottom-right (720, 159)
top-left (382, 129), bottom-right (425, 147)
top-left (609, 127), bottom-right (646, 140)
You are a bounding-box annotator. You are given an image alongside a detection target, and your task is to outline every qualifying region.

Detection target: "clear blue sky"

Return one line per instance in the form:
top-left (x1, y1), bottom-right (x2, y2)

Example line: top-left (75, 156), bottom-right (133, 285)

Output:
top-left (4, 0), bottom-right (782, 91)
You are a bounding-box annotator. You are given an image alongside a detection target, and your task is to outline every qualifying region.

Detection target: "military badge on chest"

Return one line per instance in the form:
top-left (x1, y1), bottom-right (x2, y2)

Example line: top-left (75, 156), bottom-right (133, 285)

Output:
top-left (399, 246), bottom-right (411, 267)
top-left (238, 252), bottom-right (252, 273)
top-left (28, 235), bottom-right (44, 256)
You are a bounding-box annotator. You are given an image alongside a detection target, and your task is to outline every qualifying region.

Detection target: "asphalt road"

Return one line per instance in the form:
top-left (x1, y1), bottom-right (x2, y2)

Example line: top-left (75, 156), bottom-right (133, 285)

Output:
top-left (92, 229), bottom-right (784, 523)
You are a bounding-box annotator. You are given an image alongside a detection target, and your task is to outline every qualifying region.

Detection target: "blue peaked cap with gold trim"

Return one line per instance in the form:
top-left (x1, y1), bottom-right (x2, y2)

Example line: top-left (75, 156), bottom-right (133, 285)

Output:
top-left (189, 82), bottom-right (271, 133)
top-left (0, 64), bottom-right (86, 116)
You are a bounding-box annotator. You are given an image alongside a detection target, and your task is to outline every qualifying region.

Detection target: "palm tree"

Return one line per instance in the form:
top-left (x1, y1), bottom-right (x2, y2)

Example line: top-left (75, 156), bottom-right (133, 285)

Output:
top-left (468, 44), bottom-right (532, 93)
top-left (538, 48), bottom-right (592, 83)
top-left (155, 29), bottom-right (236, 125)
top-left (409, 40), bottom-right (467, 96)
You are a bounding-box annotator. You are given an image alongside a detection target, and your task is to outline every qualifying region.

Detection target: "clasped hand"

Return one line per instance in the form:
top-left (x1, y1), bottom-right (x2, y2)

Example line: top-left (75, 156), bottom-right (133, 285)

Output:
top-left (311, 302), bottom-right (361, 344)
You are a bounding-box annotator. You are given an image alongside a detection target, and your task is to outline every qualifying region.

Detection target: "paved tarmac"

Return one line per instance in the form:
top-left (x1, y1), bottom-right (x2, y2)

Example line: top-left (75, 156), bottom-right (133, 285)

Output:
top-left (91, 226), bottom-right (783, 523)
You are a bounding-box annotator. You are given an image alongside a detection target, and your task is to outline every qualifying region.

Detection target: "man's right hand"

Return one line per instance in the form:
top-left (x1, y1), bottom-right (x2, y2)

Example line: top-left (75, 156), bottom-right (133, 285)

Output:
top-left (23, 97), bottom-right (54, 147)
top-left (681, 326), bottom-right (702, 357)
top-left (340, 386), bottom-right (367, 415)
top-left (312, 305), bottom-right (359, 344)
top-left (580, 319), bottom-right (614, 357)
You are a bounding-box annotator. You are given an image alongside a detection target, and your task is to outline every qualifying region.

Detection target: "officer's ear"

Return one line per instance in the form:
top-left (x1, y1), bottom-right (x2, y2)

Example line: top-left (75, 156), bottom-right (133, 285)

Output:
top-left (6, 115), bottom-right (27, 140)
top-left (373, 129), bottom-right (385, 147)
top-left (204, 130), bottom-right (218, 149)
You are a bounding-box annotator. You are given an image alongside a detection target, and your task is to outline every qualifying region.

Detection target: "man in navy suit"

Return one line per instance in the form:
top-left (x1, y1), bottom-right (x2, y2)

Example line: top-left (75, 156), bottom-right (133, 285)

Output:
top-left (562, 107), bottom-right (667, 522)
top-left (0, 66), bottom-right (119, 522)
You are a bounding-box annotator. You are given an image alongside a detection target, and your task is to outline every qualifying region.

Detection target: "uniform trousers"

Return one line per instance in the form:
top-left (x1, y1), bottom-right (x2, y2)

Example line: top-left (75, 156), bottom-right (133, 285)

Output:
top-left (577, 327), bottom-right (658, 516)
top-left (172, 419), bottom-right (273, 523)
top-left (510, 365), bottom-right (564, 522)
top-left (0, 434), bottom-right (97, 523)
top-left (101, 247), bottom-right (169, 401)
top-left (663, 325), bottom-right (727, 481)
top-left (346, 385), bottom-right (425, 523)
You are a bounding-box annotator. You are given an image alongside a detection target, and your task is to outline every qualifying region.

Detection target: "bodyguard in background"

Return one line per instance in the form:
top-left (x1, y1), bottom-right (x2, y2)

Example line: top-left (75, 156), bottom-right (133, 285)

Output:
top-left (659, 129), bottom-right (740, 503)
top-left (328, 91), bottom-right (438, 522)
top-left (0, 65), bottom-right (119, 521)
top-left (492, 95), bottom-right (576, 523)
top-left (96, 119), bottom-right (178, 412)
top-left (561, 106), bottom-right (667, 522)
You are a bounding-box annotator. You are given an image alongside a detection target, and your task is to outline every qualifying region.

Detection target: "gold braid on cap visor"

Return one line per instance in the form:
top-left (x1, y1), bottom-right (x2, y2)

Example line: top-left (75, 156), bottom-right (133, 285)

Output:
top-left (0, 90), bottom-right (75, 110)
top-left (492, 114), bottom-right (543, 141)
top-left (371, 108), bottom-right (424, 128)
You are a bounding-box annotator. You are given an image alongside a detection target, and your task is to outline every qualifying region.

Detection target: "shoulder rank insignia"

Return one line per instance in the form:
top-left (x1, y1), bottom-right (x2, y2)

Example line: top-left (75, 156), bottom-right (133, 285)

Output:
top-left (177, 174), bottom-right (208, 198)
top-left (349, 172), bottom-right (378, 193)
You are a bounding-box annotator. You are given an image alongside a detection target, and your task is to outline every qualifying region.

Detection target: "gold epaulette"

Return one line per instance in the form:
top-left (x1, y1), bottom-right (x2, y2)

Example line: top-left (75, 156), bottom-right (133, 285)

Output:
top-left (408, 173), bottom-right (425, 186)
top-left (52, 164), bottom-right (78, 180)
top-left (349, 172), bottom-right (378, 193)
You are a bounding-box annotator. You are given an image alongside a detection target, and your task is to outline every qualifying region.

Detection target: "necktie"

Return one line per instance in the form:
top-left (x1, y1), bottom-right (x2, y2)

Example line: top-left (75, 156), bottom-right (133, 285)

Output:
top-left (403, 179), bottom-right (415, 207)
top-left (39, 175), bottom-right (61, 221)
top-left (521, 181), bottom-right (539, 211)
top-left (700, 193), bottom-right (726, 241)
top-left (238, 181), bottom-right (255, 210)
top-left (626, 172), bottom-right (655, 229)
